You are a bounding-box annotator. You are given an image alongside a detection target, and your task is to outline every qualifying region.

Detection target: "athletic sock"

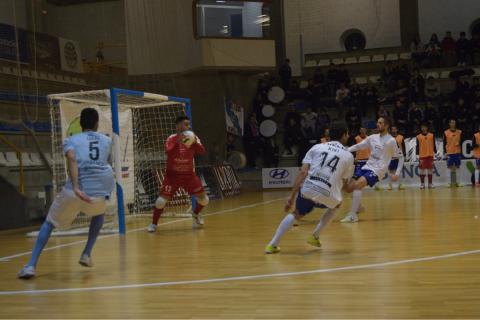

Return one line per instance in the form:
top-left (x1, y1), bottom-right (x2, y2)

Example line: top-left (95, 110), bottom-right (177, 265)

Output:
top-left (420, 174), bottom-right (425, 184)
top-left (351, 190), bottom-right (362, 214)
top-left (428, 174), bottom-right (433, 184)
top-left (82, 215), bottom-right (104, 257)
top-left (194, 204), bottom-right (204, 215)
top-left (476, 169), bottom-right (480, 184)
top-left (313, 209), bottom-right (337, 238)
top-left (269, 213), bottom-right (296, 247)
top-left (27, 221), bottom-right (54, 267)
top-left (152, 207), bottom-right (163, 225)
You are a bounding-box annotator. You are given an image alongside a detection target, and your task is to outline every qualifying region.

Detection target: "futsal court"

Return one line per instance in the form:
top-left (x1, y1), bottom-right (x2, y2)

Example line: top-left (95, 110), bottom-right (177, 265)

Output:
top-left (1, 188), bottom-right (480, 319)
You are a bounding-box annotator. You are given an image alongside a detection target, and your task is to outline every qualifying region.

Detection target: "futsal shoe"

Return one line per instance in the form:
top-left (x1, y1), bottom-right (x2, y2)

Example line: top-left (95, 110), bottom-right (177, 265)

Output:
top-left (374, 185), bottom-right (382, 191)
top-left (191, 212), bottom-right (204, 229)
top-left (17, 265), bottom-right (35, 279)
top-left (307, 235), bottom-right (322, 248)
top-left (79, 254), bottom-right (93, 267)
top-left (420, 183), bottom-right (425, 190)
top-left (456, 183), bottom-right (464, 187)
top-left (264, 244), bottom-right (280, 254)
top-left (387, 183), bottom-right (393, 191)
top-left (428, 183), bottom-right (435, 189)
top-left (147, 223), bottom-right (157, 233)
top-left (340, 213), bottom-right (359, 223)
top-left (398, 184), bottom-right (405, 190)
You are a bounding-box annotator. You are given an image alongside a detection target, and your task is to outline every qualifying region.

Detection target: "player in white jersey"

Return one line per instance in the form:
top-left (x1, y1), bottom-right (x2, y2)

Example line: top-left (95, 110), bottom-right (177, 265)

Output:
top-left (265, 128), bottom-right (354, 254)
top-left (18, 108), bottom-right (115, 279)
top-left (386, 125), bottom-right (405, 190)
top-left (340, 117), bottom-right (399, 223)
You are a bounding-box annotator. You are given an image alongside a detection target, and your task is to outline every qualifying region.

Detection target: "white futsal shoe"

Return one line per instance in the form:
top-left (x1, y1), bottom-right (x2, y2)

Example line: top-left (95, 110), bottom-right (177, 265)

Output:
top-left (147, 223), bottom-right (157, 233)
top-left (79, 254), bottom-right (93, 267)
top-left (189, 208), bottom-right (204, 228)
top-left (17, 265), bottom-right (35, 279)
top-left (340, 213), bottom-right (359, 223)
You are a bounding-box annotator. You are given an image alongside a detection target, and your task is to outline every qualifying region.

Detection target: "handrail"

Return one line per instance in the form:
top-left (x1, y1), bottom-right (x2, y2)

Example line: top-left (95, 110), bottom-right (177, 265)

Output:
top-left (0, 134), bottom-right (25, 194)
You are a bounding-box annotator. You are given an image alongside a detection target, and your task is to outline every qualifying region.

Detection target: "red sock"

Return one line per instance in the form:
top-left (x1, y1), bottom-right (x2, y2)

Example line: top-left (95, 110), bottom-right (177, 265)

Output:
top-left (420, 174), bottom-right (425, 184)
top-left (194, 204), bottom-right (204, 215)
top-left (152, 207), bottom-right (163, 225)
top-left (428, 175), bottom-right (433, 184)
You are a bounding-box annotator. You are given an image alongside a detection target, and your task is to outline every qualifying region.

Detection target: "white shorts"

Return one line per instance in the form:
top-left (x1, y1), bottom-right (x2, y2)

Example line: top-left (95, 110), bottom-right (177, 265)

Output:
top-left (46, 188), bottom-right (108, 230)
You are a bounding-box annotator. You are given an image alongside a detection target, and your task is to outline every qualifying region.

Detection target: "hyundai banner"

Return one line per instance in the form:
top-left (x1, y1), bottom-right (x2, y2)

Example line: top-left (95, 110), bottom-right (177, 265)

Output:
top-left (262, 167), bottom-right (300, 189)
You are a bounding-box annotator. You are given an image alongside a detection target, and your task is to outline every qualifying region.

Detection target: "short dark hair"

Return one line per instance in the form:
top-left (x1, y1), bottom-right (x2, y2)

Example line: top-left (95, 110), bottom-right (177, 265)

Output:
top-left (378, 116), bottom-right (391, 126)
top-left (329, 127), bottom-right (348, 141)
top-left (80, 108), bottom-right (99, 130)
top-left (175, 115), bottom-right (190, 124)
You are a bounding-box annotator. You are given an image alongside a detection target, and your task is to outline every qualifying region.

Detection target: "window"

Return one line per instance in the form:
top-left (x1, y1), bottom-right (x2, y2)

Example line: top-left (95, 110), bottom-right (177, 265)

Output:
top-left (195, 0), bottom-right (271, 38)
top-left (341, 29), bottom-right (366, 52)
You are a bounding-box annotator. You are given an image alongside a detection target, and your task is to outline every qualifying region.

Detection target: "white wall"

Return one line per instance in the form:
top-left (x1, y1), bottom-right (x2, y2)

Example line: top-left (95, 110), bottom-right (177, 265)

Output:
top-left (419, 0), bottom-right (480, 42)
top-left (0, 0), bottom-right (27, 28)
top-left (284, 0), bottom-right (401, 75)
top-left (44, 0), bottom-right (126, 65)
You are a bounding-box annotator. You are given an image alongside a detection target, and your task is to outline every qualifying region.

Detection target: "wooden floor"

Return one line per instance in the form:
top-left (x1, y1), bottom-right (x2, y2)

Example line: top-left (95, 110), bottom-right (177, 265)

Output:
top-left (1, 187), bottom-right (480, 318)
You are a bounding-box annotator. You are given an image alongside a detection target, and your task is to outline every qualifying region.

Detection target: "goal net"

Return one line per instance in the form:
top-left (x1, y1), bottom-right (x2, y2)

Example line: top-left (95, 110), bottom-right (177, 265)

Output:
top-left (46, 88), bottom-right (194, 235)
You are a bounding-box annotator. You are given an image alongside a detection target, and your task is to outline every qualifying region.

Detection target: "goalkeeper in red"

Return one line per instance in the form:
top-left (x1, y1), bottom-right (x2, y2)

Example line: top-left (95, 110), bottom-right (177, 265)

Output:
top-left (147, 116), bottom-right (208, 232)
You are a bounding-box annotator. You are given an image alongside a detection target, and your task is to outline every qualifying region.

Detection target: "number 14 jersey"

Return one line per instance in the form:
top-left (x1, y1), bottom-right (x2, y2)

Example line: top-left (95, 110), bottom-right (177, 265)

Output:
top-left (301, 141), bottom-right (354, 209)
top-left (63, 131), bottom-right (115, 198)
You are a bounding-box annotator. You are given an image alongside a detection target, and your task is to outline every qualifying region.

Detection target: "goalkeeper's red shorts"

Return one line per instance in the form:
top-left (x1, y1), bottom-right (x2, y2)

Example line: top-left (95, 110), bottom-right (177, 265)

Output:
top-left (160, 173), bottom-right (205, 197)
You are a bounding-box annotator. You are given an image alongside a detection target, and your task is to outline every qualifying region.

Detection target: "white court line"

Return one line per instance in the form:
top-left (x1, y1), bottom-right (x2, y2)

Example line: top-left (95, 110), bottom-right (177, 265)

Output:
top-left (1, 249), bottom-right (480, 296)
top-left (0, 198), bottom-right (285, 262)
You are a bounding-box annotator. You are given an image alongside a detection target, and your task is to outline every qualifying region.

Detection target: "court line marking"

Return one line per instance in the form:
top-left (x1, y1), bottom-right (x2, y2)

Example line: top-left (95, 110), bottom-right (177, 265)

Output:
top-left (0, 198), bottom-right (285, 262)
top-left (1, 249), bottom-right (479, 296)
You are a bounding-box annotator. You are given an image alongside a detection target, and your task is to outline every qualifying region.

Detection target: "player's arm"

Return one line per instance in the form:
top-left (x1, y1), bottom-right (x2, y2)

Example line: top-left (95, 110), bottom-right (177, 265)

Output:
top-left (165, 135), bottom-right (181, 154)
top-left (65, 150), bottom-right (91, 203)
top-left (285, 163), bottom-right (309, 212)
top-left (342, 157), bottom-right (355, 193)
top-left (395, 153), bottom-right (405, 177)
top-left (192, 136), bottom-right (206, 155)
top-left (433, 138), bottom-right (438, 154)
top-left (443, 133), bottom-right (447, 155)
top-left (401, 139), bottom-right (406, 156)
top-left (416, 138), bottom-right (420, 156)
top-left (348, 137), bottom-right (370, 153)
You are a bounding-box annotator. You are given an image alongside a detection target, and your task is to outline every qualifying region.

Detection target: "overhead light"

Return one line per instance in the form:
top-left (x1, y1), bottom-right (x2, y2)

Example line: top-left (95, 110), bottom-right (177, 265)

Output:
top-left (216, 0), bottom-right (226, 3)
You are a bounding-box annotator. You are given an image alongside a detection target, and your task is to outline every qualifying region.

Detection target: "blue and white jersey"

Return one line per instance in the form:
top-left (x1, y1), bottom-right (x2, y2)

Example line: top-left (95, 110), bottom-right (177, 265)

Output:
top-left (63, 131), bottom-right (115, 198)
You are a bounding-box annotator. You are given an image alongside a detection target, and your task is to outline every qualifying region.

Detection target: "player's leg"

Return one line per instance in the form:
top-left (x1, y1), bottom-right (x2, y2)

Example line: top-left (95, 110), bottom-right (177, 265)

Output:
top-left (419, 160), bottom-right (426, 189)
top-left (186, 174), bottom-right (208, 228)
top-left (79, 214), bottom-right (104, 267)
top-left (341, 176), bottom-right (368, 223)
top-left (265, 195), bottom-right (313, 254)
top-left (427, 157), bottom-right (435, 188)
top-left (447, 155), bottom-right (458, 187)
top-left (387, 160), bottom-right (397, 190)
top-left (475, 160), bottom-right (480, 186)
top-left (148, 194), bottom-right (172, 232)
top-left (308, 207), bottom-right (338, 247)
top-left (18, 189), bottom-right (80, 279)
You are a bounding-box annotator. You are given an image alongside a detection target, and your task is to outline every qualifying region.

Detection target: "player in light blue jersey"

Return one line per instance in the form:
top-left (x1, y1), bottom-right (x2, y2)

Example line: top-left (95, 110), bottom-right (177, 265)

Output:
top-left (18, 108), bottom-right (115, 279)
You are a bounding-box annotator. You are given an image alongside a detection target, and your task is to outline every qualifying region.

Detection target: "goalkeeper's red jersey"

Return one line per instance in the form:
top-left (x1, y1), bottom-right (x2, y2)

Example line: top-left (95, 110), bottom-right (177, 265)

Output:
top-left (165, 134), bottom-right (206, 175)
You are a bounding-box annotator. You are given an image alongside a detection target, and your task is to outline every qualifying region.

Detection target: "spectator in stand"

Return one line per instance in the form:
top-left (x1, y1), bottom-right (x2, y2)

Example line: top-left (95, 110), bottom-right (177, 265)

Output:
top-left (393, 100), bottom-right (409, 134)
top-left (456, 32), bottom-right (470, 67)
top-left (409, 68), bottom-right (425, 102)
top-left (226, 133), bottom-right (238, 160)
top-left (454, 77), bottom-right (470, 101)
top-left (279, 58), bottom-right (292, 92)
top-left (309, 69), bottom-right (327, 106)
top-left (394, 79), bottom-right (409, 100)
top-left (409, 102), bottom-right (423, 135)
top-left (326, 63), bottom-right (338, 96)
top-left (263, 137), bottom-right (279, 168)
top-left (345, 106), bottom-right (362, 135)
top-left (471, 33), bottom-right (480, 65)
top-left (425, 33), bottom-right (441, 67)
top-left (382, 61), bottom-right (396, 90)
top-left (300, 106), bottom-right (318, 140)
top-left (316, 107), bottom-right (331, 134)
top-left (283, 117), bottom-right (302, 156)
top-left (456, 97), bottom-right (469, 134)
top-left (284, 104), bottom-right (302, 128)
top-left (440, 101), bottom-right (455, 129)
top-left (363, 85), bottom-right (378, 116)
top-left (471, 77), bottom-right (480, 99)
top-left (335, 82), bottom-right (350, 120)
top-left (336, 64), bottom-right (351, 86)
top-left (243, 113), bottom-right (262, 169)
top-left (424, 76), bottom-right (441, 102)
top-left (410, 35), bottom-right (425, 66)
top-left (424, 101), bottom-right (439, 133)
top-left (441, 31), bottom-right (457, 67)
top-left (377, 104), bottom-right (390, 120)
top-left (472, 101), bottom-right (480, 131)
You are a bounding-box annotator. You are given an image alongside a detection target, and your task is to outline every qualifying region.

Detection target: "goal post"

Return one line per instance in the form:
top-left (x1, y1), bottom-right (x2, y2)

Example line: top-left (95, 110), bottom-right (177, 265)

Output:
top-left (47, 88), bottom-right (193, 235)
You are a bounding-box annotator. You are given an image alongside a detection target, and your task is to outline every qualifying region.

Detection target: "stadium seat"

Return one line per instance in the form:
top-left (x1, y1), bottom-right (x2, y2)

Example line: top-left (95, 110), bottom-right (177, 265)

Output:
top-left (5, 152), bottom-right (19, 166)
top-left (332, 58), bottom-right (344, 65)
top-left (358, 56), bottom-right (371, 63)
top-left (355, 77), bottom-right (368, 85)
top-left (368, 76), bottom-right (380, 83)
top-left (372, 54), bottom-right (385, 62)
top-left (304, 60), bottom-right (317, 67)
top-left (385, 53), bottom-right (399, 61)
top-left (21, 153), bottom-right (35, 166)
top-left (0, 152), bottom-right (7, 166)
top-left (345, 57), bottom-right (357, 64)
top-left (45, 153), bottom-right (53, 165)
top-left (426, 72), bottom-right (440, 79)
top-left (399, 52), bottom-right (411, 60)
top-left (318, 59), bottom-right (330, 67)
top-left (29, 153), bottom-right (44, 166)
top-left (440, 71), bottom-right (451, 79)
top-left (299, 80), bottom-right (309, 89)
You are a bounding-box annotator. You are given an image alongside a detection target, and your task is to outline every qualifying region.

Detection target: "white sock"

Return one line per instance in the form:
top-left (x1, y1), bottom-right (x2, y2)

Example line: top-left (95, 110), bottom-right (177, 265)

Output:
top-left (350, 190), bottom-right (362, 215)
top-left (475, 169), bottom-right (480, 184)
top-left (313, 209), bottom-right (337, 238)
top-left (269, 213), bottom-right (296, 247)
